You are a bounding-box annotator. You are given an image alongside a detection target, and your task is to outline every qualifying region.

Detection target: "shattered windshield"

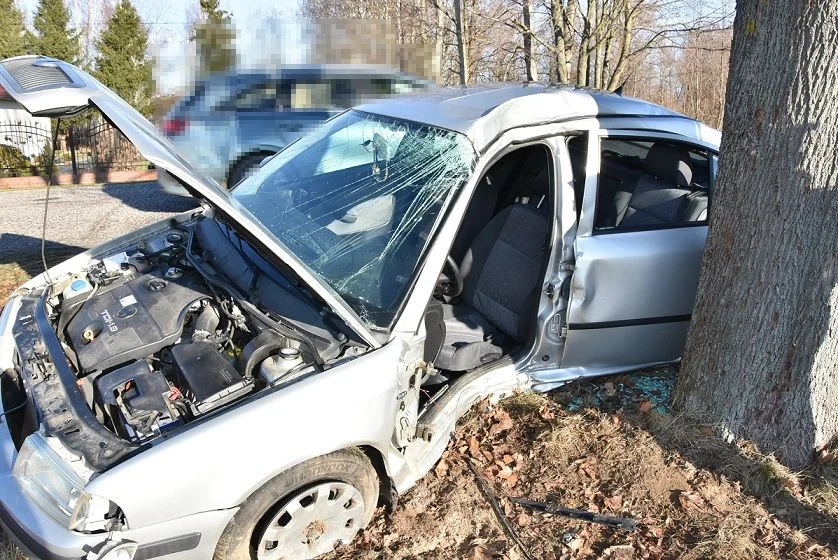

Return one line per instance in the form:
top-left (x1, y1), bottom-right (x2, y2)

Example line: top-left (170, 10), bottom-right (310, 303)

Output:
top-left (231, 110), bottom-right (475, 329)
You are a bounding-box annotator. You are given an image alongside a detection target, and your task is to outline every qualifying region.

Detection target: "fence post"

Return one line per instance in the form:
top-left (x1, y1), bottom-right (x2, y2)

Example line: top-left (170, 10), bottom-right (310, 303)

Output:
top-left (69, 125), bottom-right (78, 177)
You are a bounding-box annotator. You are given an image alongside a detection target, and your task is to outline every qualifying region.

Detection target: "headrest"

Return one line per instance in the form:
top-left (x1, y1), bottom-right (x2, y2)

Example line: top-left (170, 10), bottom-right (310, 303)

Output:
top-left (644, 143), bottom-right (693, 187)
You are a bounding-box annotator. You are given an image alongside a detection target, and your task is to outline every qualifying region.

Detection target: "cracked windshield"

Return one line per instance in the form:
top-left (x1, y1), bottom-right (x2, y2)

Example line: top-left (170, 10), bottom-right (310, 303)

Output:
top-left (231, 110), bottom-right (475, 328)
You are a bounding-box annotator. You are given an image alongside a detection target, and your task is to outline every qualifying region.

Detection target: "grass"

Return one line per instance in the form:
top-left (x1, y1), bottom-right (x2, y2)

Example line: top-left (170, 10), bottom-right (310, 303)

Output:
top-left (0, 262), bottom-right (32, 309)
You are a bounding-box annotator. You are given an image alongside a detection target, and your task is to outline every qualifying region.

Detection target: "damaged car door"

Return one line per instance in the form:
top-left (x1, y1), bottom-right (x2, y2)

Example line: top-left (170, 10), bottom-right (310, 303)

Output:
top-left (561, 130), bottom-right (717, 372)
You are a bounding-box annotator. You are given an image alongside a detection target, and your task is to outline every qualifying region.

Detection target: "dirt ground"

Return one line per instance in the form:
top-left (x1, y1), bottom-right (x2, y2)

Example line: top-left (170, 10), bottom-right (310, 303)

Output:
top-left (1, 264), bottom-right (837, 559)
top-left (325, 372), bottom-right (838, 560)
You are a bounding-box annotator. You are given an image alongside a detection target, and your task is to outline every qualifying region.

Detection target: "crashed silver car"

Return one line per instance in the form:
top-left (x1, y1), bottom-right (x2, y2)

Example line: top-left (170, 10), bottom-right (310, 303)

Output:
top-left (0, 56), bottom-right (719, 560)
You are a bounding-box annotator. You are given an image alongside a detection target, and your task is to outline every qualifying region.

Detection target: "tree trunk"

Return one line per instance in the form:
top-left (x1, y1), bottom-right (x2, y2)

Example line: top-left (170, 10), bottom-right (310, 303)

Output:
top-left (521, 0), bottom-right (538, 82)
top-left (522, 0), bottom-right (537, 81)
top-left (564, 0), bottom-right (578, 79)
top-left (550, 0), bottom-right (568, 83)
top-left (431, 0), bottom-right (445, 83)
top-left (674, 1), bottom-right (838, 468)
top-left (606, 0), bottom-right (635, 92)
top-left (593, 0), bottom-right (605, 89)
top-left (453, 0), bottom-right (468, 84)
top-left (576, 0), bottom-right (594, 86)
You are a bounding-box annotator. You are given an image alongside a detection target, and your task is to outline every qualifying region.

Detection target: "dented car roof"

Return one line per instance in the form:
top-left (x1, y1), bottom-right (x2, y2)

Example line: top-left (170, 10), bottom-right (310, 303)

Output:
top-left (357, 84), bottom-right (721, 152)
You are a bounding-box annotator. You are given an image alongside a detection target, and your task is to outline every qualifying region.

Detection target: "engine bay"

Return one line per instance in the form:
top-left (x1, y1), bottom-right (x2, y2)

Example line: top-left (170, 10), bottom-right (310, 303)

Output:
top-left (44, 217), bottom-right (354, 448)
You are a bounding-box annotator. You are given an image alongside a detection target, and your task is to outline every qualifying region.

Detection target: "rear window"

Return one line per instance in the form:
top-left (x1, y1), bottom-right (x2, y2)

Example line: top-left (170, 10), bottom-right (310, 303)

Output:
top-left (174, 83), bottom-right (207, 112)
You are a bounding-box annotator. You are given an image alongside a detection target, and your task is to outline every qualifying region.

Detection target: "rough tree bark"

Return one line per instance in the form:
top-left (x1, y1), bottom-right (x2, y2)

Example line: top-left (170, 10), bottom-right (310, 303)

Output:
top-left (674, 1), bottom-right (838, 468)
top-left (606, 0), bottom-right (636, 92)
top-left (453, 0), bottom-right (469, 84)
top-left (576, 0), bottom-right (594, 86)
top-left (522, 0), bottom-right (537, 81)
top-left (549, 0), bottom-right (568, 83)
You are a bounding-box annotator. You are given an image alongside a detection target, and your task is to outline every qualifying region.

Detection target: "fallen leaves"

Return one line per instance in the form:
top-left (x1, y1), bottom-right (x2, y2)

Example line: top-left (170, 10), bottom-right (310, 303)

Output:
top-left (326, 386), bottom-right (834, 560)
top-left (488, 408), bottom-right (514, 437)
top-left (539, 403), bottom-right (556, 420)
top-left (603, 494), bottom-right (623, 511)
top-left (676, 490), bottom-right (708, 513)
top-left (602, 544), bottom-right (635, 559)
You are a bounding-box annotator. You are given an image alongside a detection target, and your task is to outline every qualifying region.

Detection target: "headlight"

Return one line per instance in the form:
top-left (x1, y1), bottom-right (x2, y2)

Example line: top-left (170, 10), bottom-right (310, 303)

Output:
top-left (13, 432), bottom-right (116, 531)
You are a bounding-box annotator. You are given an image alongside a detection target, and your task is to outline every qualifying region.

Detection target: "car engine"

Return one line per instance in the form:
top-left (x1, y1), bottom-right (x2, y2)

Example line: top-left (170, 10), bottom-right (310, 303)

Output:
top-left (51, 223), bottom-right (323, 444)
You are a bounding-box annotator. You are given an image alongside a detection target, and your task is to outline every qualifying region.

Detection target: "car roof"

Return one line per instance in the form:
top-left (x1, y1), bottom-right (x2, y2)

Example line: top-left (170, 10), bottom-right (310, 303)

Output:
top-left (199, 65), bottom-right (429, 87)
top-left (356, 84), bottom-right (720, 152)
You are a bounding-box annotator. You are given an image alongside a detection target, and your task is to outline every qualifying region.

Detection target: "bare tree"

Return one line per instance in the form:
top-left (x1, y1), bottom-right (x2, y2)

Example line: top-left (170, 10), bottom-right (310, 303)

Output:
top-left (453, 0), bottom-right (469, 83)
top-left (522, 0), bottom-right (537, 80)
top-left (299, 0), bottom-right (735, 125)
top-left (675, 1), bottom-right (838, 467)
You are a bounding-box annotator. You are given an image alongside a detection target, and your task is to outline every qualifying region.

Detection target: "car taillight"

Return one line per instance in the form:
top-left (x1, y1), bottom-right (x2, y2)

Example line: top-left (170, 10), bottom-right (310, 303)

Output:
top-left (161, 117), bottom-right (187, 136)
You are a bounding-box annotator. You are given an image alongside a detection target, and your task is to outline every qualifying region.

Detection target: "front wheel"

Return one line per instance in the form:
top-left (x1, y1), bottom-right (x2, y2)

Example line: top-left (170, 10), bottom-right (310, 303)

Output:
top-left (213, 448), bottom-right (379, 560)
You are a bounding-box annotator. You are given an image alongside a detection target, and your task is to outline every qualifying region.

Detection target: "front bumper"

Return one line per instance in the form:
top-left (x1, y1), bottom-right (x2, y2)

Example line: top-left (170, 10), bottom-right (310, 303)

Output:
top-left (0, 300), bottom-right (238, 560)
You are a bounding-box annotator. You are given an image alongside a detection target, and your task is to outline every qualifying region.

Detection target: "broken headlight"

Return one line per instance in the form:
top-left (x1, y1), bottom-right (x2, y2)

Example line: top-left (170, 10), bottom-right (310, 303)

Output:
top-left (13, 432), bottom-right (116, 531)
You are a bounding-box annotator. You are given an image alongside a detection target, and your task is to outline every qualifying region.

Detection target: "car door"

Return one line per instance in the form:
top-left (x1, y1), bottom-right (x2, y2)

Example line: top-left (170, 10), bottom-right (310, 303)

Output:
top-left (560, 130), bottom-right (717, 371)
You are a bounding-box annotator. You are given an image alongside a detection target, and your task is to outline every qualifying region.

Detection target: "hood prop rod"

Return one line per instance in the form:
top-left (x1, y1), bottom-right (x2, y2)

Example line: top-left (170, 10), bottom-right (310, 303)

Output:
top-left (40, 117), bottom-right (62, 287)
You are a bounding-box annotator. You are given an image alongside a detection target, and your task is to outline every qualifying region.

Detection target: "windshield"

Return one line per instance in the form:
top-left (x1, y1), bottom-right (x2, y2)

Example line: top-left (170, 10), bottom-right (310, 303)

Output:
top-left (231, 110), bottom-right (475, 329)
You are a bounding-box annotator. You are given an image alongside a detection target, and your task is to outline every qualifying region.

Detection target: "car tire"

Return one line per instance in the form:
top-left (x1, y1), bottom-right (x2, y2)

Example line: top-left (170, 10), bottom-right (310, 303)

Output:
top-left (213, 448), bottom-right (379, 560)
top-left (227, 152), bottom-right (274, 189)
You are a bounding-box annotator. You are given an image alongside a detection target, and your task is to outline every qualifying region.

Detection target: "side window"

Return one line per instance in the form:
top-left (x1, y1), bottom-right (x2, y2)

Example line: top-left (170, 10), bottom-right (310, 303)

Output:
top-left (594, 138), bottom-right (711, 232)
top-left (331, 79), bottom-right (355, 108)
top-left (290, 81), bottom-right (333, 109)
top-left (230, 82), bottom-right (277, 111)
top-left (393, 79), bottom-right (421, 94)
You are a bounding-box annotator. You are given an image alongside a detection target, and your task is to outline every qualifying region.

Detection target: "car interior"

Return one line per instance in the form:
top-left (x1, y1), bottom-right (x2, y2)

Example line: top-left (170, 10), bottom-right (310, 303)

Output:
top-left (567, 136), bottom-right (711, 232)
top-left (418, 137), bottom-right (711, 388)
top-left (422, 144), bottom-right (554, 382)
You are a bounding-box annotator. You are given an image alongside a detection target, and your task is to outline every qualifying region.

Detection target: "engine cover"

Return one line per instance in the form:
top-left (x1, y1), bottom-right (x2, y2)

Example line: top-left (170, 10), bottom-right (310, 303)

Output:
top-left (66, 268), bottom-right (211, 372)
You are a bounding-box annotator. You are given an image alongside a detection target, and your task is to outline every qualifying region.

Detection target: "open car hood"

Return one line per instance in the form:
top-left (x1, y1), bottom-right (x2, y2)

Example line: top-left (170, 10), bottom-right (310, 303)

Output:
top-left (0, 55), bottom-right (380, 348)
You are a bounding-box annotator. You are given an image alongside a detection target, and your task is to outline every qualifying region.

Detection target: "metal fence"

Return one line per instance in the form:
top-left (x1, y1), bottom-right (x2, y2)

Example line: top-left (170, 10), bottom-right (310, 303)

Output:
top-left (0, 117), bottom-right (148, 178)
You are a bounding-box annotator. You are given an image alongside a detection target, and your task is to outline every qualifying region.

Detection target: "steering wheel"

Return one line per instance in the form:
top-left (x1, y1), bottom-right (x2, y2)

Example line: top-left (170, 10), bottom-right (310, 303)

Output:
top-left (435, 255), bottom-right (463, 298)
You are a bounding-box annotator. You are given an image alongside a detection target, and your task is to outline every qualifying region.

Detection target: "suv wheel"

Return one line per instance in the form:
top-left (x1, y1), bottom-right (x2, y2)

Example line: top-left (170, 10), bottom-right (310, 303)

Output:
top-left (214, 448), bottom-right (379, 560)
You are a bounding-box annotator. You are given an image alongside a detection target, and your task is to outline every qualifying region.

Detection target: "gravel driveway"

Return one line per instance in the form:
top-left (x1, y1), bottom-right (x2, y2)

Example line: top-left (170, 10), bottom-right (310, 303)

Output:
top-left (0, 181), bottom-right (197, 267)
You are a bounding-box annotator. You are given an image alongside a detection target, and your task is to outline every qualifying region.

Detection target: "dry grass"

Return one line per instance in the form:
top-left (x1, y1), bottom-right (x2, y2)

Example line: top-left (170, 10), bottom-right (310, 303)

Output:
top-left (0, 263), bottom-right (31, 309)
top-left (0, 533), bottom-right (25, 560)
top-left (328, 385), bottom-right (838, 560)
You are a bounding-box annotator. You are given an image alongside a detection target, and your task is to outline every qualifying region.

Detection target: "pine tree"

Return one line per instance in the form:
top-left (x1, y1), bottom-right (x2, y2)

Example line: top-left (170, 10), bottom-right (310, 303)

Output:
top-left (0, 0), bottom-right (32, 59)
top-left (94, 0), bottom-right (153, 117)
top-left (32, 0), bottom-right (81, 64)
top-left (191, 0), bottom-right (236, 77)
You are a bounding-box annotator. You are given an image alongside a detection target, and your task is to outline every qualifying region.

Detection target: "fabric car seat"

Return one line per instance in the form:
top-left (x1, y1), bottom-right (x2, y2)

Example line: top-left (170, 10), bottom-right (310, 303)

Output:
top-left (434, 204), bottom-right (550, 371)
top-left (619, 143), bottom-right (698, 228)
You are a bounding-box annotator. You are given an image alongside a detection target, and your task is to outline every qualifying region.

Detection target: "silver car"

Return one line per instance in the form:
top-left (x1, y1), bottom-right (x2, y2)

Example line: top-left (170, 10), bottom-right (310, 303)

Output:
top-left (157, 66), bottom-right (430, 193)
top-left (0, 56), bottom-right (719, 560)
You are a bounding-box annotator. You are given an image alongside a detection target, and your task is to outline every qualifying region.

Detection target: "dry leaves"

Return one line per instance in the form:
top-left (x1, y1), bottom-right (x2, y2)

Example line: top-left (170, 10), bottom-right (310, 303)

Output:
top-left (325, 388), bottom-right (833, 560)
top-left (676, 490), bottom-right (708, 513)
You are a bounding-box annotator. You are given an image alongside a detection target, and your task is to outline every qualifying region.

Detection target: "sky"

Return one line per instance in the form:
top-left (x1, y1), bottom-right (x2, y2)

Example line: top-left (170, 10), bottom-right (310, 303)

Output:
top-left (17, 0), bottom-right (307, 92)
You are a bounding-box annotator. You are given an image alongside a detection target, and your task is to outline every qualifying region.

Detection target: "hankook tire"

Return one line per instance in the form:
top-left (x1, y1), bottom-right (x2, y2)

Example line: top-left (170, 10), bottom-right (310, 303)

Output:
top-left (213, 448), bottom-right (379, 560)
